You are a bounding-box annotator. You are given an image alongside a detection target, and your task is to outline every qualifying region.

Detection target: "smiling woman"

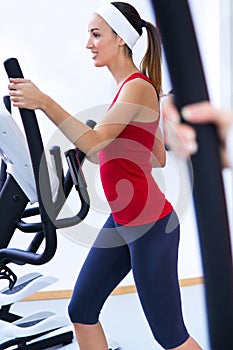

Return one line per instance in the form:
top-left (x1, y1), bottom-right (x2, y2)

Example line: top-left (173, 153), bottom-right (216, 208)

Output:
top-left (86, 14), bottom-right (121, 68)
top-left (6, 1), bottom-right (202, 350)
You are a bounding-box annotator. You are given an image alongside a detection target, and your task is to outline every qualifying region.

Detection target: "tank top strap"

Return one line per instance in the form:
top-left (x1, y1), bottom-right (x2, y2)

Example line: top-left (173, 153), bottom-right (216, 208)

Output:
top-left (110, 72), bottom-right (159, 108)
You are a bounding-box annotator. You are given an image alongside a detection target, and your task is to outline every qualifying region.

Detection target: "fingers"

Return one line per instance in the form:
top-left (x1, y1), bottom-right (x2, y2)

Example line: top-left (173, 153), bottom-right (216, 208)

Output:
top-left (162, 97), bottom-right (233, 166)
top-left (164, 118), bottom-right (198, 158)
top-left (162, 96), bottom-right (199, 158)
top-left (163, 99), bottom-right (218, 125)
top-left (8, 78), bottom-right (30, 91)
top-left (7, 79), bottom-right (41, 110)
top-left (8, 92), bottom-right (24, 108)
top-left (8, 83), bottom-right (21, 96)
top-left (178, 124), bottom-right (198, 154)
top-left (8, 80), bottom-right (25, 107)
top-left (161, 95), bottom-right (180, 124)
top-left (9, 78), bottom-right (31, 83)
top-left (181, 101), bottom-right (218, 123)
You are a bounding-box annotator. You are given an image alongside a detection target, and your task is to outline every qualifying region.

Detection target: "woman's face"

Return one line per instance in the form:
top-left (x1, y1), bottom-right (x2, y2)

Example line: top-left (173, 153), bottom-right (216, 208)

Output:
top-left (86, 14), bottom-right (122, 67)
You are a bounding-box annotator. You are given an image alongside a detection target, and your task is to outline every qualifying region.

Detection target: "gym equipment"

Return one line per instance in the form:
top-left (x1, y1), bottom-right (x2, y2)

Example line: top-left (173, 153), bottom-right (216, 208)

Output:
top-left (0, 58), bottom-right (119, 350)
top-left (151, 0), bottom-right (233, 348)
top-left (0, 58), bottom-right (89, 349)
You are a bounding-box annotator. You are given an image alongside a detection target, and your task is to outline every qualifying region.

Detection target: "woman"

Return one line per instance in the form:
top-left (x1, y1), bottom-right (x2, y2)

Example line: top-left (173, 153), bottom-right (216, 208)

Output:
top-left (8, 2), bottom-right (202, 349)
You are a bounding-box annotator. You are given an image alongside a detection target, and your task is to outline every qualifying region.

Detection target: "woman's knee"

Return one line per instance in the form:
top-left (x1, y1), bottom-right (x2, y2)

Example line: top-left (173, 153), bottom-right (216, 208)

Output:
top-left (68, 302), bottom-right (77, 323)
top-left (68, 297), bottom-right (99, 324)
top-left (68, 301), bottom-right (83, 323)
top-left (68, 298), bottom-right (85, 323)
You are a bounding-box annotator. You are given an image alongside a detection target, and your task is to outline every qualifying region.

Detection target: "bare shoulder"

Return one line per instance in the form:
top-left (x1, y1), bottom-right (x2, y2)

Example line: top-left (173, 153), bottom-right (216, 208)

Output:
top-left (118, 77), bottom-right (159, 110)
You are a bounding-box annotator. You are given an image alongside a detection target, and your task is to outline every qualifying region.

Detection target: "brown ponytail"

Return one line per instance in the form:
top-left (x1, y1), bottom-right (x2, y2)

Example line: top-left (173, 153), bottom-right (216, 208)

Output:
top-left (111, 2), bottom-right (162, 96)
top-left (140, 22), bottom-right (162, 96)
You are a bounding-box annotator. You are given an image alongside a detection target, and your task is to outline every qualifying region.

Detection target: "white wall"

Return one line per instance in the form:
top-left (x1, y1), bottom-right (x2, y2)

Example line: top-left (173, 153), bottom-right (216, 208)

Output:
top-left (0, 0), bottom-right (231, 292)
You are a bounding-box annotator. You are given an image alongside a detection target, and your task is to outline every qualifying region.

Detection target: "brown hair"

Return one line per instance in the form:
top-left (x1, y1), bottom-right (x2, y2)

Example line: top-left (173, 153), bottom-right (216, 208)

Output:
top-left (111, 1), bottom-right (162, 95)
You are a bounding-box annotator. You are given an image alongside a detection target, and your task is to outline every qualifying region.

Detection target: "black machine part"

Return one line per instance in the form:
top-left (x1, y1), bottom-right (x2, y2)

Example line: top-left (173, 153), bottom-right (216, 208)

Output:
top-left (151, 0), bottom-right (233, 348)
top-left (0, 58), bottom-right (94, 267)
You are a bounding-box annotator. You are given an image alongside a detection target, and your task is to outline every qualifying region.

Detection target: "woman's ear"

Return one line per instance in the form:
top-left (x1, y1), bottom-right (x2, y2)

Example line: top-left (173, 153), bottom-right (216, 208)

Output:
top-left (117, 35), bottom-right (126, 47)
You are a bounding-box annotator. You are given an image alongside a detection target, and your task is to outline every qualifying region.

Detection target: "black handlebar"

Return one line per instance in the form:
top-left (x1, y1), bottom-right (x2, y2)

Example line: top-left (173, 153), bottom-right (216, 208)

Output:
top-left (0, 58), bottom-right (92, 265)
top-left (151, 0), bottom-right (233, 347)
top-left (2, 57), bottom-right (57, 265)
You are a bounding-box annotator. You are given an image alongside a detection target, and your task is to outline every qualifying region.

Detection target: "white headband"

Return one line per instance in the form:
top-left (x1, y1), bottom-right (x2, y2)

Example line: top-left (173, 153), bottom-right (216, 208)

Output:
top-left (95, 3), bottom-right (140, 50)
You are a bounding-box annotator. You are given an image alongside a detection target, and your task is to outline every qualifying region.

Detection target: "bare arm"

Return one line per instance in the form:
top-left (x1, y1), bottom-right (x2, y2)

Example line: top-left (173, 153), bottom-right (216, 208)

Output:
top-left (8, 78), bottom-right (140, 156)
top-left (8, 78), bottom-right (147, 157)
top-left (9, 77), bottom-right (160, 162)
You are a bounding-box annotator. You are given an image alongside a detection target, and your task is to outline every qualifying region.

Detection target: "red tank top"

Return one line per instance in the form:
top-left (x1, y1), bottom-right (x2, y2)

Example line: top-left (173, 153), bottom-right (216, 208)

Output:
top-left (99, 73), bottom-right (173, 226)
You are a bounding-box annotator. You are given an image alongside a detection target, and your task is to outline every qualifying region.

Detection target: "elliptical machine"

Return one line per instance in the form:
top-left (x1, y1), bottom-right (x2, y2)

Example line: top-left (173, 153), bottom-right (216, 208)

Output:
top-left (0, 58), bottom-right (119, 350)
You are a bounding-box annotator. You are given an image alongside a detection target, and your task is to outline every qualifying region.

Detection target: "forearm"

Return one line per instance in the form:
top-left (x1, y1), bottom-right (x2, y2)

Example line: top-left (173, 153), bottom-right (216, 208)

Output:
top-left (40, 94), bottom-right (100, 155)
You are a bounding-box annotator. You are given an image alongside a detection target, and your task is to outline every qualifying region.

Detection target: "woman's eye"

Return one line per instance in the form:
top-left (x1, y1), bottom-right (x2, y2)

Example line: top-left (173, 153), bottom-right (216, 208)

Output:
top-left (93, 33), bottom-right (100, 38)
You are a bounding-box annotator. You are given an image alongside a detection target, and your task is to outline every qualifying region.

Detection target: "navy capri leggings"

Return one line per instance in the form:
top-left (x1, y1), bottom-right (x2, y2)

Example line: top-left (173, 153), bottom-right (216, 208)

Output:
top-left (68, 211), bottom-right (189, 349)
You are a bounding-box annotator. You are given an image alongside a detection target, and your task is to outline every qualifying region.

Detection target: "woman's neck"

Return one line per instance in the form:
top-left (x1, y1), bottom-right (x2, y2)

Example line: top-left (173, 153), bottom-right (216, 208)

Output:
top-left (108, 58), bottom-right (139, 87)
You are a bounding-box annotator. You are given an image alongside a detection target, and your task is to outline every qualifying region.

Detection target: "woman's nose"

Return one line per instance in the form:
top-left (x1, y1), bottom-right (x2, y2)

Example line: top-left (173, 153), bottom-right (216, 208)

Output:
top-left (86, 38), bottom-right (93, 49)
